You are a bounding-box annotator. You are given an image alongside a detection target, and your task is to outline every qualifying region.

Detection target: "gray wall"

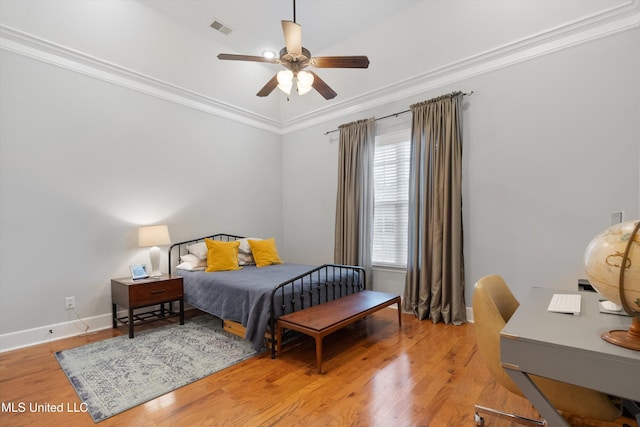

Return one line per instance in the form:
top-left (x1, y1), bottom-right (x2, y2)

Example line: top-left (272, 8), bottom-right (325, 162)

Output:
top-left (0, 49), bottom-right (283, 337)
top-left (281, 28), bottom-right (640, 310)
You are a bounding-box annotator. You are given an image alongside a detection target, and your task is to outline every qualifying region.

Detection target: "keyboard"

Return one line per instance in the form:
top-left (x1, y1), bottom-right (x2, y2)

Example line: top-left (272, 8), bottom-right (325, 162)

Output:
top-left (547, 293), bottom-right (581, 315)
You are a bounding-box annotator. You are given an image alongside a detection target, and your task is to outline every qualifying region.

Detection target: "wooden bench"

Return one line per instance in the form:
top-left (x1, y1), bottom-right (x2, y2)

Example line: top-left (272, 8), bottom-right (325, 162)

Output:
top-left (276, 290), bottom-right (402, 374)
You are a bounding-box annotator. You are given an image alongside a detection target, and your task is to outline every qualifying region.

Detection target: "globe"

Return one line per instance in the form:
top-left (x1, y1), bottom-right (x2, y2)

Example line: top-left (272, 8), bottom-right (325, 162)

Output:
top-left (584, 220), bottom-right (640, 350)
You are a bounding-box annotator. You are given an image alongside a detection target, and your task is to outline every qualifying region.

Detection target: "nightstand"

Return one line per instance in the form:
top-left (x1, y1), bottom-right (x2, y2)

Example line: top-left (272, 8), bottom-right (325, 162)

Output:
top-left (111, 274), bottom-right (184, 338)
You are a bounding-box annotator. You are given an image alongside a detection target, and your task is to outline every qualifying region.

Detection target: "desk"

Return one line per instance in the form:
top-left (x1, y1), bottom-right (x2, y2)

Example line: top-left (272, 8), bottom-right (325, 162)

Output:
top-left (500, 287), bottom-right (640, 426)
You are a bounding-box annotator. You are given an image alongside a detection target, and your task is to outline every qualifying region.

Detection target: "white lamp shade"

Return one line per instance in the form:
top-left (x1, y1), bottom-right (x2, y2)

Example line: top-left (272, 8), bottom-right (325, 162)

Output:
top-left (138, 225), bottom-right (171, 247)
top-left (297, 70), bottom-right (314, 95)
top-left (277, 70), bottom-right (293, 95)
top-left (138, 225), bottom-right (170, 277)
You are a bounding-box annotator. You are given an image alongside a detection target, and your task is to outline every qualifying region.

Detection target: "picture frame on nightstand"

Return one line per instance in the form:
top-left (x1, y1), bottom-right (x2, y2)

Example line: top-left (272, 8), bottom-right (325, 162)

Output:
top-left (129, 264), bottom-right (149, 280)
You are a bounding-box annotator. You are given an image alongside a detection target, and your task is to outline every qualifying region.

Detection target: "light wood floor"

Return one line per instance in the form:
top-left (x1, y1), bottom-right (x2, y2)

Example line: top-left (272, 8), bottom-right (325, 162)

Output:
top-left (0, 309), bottom-right (636, 427)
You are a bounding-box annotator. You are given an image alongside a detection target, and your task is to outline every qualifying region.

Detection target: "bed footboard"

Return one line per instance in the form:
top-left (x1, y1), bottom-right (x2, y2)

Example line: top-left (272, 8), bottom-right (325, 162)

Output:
top-left (269, 264), bottom-right (366, 359)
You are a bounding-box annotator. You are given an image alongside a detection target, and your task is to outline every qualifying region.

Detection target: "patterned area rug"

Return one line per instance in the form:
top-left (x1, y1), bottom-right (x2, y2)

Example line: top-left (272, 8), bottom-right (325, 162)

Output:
top-left (55, 315), bottom-right (258, 422)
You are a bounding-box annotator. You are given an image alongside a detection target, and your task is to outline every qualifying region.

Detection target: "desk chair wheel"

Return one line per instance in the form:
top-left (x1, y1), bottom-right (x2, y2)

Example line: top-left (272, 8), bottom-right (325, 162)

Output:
top-left (474, 412), bottom-right (485, 426)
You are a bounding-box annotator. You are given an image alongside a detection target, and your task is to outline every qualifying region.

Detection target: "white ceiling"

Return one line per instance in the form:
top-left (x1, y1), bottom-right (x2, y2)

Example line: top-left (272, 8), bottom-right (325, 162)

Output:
top-left (1, 0), bottom-right (637, 130)
top-left (138, 0), bottom-right (638, 123)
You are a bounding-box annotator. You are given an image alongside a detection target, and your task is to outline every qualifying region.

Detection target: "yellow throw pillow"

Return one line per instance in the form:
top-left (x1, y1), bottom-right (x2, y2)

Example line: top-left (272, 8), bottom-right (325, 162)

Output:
top-left (204, 238), bottom-right (241, 272)
top-left (248, 238), bottom-right (283, 268)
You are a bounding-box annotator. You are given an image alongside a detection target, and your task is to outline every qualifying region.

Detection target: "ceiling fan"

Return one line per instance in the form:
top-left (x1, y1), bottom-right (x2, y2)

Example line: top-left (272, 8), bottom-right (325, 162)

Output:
top-left (217, 0), bottom-right (370, 100)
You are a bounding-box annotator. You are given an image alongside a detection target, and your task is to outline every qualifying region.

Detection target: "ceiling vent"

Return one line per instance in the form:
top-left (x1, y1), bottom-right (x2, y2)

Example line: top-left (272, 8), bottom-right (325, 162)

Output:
top-left (210, 20), bottom-right (232, 35)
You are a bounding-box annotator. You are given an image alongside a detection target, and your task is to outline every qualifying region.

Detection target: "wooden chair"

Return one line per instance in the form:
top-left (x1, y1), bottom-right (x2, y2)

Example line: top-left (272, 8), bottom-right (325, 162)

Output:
top-left (472, 274), bottom-right (622, 426)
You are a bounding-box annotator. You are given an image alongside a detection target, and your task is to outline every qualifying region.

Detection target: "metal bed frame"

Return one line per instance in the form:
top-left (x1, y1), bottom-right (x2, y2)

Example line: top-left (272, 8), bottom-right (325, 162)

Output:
top-left (168, 233), bottom-right (366, 358)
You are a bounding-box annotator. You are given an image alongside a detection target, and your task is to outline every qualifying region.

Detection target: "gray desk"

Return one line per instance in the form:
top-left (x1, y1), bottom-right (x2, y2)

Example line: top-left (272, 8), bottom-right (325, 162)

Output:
top-left (500, 287), bottom-right (640, 426)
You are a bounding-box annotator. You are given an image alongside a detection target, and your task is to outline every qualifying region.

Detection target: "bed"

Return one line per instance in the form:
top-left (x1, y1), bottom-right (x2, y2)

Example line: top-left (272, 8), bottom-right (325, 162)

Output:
top-left (168, 233), bottom-right (366, 358)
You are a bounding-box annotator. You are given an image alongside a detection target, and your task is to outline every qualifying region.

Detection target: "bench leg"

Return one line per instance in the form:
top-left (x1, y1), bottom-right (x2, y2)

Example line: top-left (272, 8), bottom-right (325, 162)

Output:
top-left (276, 322), bottom-right (283, 358)
top-left (397, 299), bottom-right (402, 327)
top-left (315, 336), bottom-right (323, 374)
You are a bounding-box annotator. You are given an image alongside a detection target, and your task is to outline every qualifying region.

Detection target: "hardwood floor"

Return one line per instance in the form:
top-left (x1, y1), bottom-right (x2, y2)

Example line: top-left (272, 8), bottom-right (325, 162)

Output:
top-left (0, 309), bottom-right (636, 427)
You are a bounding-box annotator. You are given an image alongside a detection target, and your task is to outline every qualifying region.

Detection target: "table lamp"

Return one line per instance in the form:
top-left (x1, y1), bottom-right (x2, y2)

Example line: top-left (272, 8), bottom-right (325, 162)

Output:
top-left (138, 225), bottom-right (171, 277)
top-left (584, 220), bottom-right (640, 351)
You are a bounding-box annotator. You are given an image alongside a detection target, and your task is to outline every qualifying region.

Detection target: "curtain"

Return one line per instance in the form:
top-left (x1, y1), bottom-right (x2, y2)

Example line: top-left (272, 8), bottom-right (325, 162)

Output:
top-left (404, 92), bottom-right (466, 325)
top-left (334, 118), bottom-right (375, 276)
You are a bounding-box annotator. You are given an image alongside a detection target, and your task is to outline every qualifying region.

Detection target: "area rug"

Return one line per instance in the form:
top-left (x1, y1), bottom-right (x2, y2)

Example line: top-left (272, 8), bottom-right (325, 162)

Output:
top-left (55, 315), bottom-right (258, 422)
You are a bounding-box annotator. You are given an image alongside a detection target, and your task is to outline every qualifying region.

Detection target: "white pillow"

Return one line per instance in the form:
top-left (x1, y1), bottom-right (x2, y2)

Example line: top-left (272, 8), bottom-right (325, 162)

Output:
top-left (238, 252), bottom-right (255, 266)
top-left (180, 254), bottom-right (206, 268)
top-left (176, 262), bottom-right (205, 271)
top-left (238, 237), bottom-right (262, 254)
top-left (187, 242), bottom-right (208, 260)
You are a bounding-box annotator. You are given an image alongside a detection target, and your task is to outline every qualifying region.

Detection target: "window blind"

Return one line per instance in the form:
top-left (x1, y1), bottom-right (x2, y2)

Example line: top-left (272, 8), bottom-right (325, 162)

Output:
top-left (372, 132), bottom-right (410, 267)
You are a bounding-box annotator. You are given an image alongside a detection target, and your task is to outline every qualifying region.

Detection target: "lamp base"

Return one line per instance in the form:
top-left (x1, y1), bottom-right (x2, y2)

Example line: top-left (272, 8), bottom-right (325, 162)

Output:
top-left (601, 316), bottom-right (640, 351)
top-left (148, 246), bottom-right (162, 278)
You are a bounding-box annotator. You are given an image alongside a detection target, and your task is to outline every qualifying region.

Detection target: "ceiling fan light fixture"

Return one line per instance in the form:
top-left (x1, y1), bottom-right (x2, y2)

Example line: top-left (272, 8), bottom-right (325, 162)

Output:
top-left (216, 0), bottom-right (368, 100)
top-left (296, 70), bottom-right (314, 95)
top-left (277, 69), bottom-right (293, 95)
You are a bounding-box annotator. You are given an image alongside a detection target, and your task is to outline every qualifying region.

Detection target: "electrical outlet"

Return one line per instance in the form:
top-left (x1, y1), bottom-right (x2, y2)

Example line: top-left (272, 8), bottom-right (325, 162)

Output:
top-left (65, 296), bottom-right (75, 309)
top-left (611, 211), bottom-right (624, 225)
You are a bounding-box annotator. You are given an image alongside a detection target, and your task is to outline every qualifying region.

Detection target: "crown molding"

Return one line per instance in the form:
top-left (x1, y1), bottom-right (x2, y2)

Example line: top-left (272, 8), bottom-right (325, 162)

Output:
top-left (281, 0), bottom-right (639, 134)
top-left (1, 0), bottom-right (638, 136)
top-left (0, 25), bottom-right (283, 134)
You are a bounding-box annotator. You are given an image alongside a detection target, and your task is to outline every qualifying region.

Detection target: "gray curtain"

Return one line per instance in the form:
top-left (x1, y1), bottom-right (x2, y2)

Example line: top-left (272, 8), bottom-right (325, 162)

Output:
top-left (334, 118), bottom-right (375, 276)
top-left (404, 92), bottom-right (466, 325)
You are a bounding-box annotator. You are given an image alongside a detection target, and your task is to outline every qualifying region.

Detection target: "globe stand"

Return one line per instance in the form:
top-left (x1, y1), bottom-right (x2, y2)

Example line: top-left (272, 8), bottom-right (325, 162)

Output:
top-left (600, 221), bottom-right (640, 352)
top-left (601, 316), bottom-right (640, 351)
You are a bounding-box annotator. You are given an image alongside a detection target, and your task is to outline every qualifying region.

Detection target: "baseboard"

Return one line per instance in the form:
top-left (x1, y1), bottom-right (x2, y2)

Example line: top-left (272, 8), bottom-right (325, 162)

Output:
top-left (0, 306), bottom-right (196, 353)
top-left (0, 311), bottom-right (114, 353)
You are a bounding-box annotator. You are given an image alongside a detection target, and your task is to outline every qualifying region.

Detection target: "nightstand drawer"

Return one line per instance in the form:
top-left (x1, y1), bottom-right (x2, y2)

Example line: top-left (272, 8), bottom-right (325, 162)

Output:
top-left (129, 279), bottom-right (182, 306)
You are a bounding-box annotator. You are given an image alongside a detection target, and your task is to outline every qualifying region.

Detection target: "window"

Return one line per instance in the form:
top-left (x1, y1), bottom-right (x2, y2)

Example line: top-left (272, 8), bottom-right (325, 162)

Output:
top-left (372, 130), bottom-right (411, 267)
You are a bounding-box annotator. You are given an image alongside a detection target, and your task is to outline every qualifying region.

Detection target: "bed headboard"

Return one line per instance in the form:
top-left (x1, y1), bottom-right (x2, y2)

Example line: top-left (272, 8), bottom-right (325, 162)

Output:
top-left (168, 233), bottom-right (244, 274)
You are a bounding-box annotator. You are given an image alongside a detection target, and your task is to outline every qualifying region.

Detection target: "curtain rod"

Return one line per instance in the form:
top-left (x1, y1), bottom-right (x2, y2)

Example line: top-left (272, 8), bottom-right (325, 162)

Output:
top-left (323, 91), bottom-right (474, 135)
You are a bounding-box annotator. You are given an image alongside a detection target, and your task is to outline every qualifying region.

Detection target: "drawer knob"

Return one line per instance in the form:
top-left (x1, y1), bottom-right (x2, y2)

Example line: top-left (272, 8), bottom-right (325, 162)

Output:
top-left (151, 289), bottom-right (166, 294)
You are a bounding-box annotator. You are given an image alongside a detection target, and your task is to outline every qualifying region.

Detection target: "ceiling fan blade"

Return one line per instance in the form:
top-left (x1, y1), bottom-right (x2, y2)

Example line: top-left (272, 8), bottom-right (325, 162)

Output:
top-left (281, 20), bottom-right (302, 56)
top-left (311, 56), bottom-right (370, 68)
top-left (309, 71), bottom-right (337, 100)
top-left (256, 74), bottom-right (279, 97)
top-left (217, 53), bottom-right (279, 64)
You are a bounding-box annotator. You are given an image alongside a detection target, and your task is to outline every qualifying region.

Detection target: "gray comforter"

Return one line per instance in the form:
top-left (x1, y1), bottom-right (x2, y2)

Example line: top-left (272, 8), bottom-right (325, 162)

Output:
top-left (177, 264), bottom-right (317, 350)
